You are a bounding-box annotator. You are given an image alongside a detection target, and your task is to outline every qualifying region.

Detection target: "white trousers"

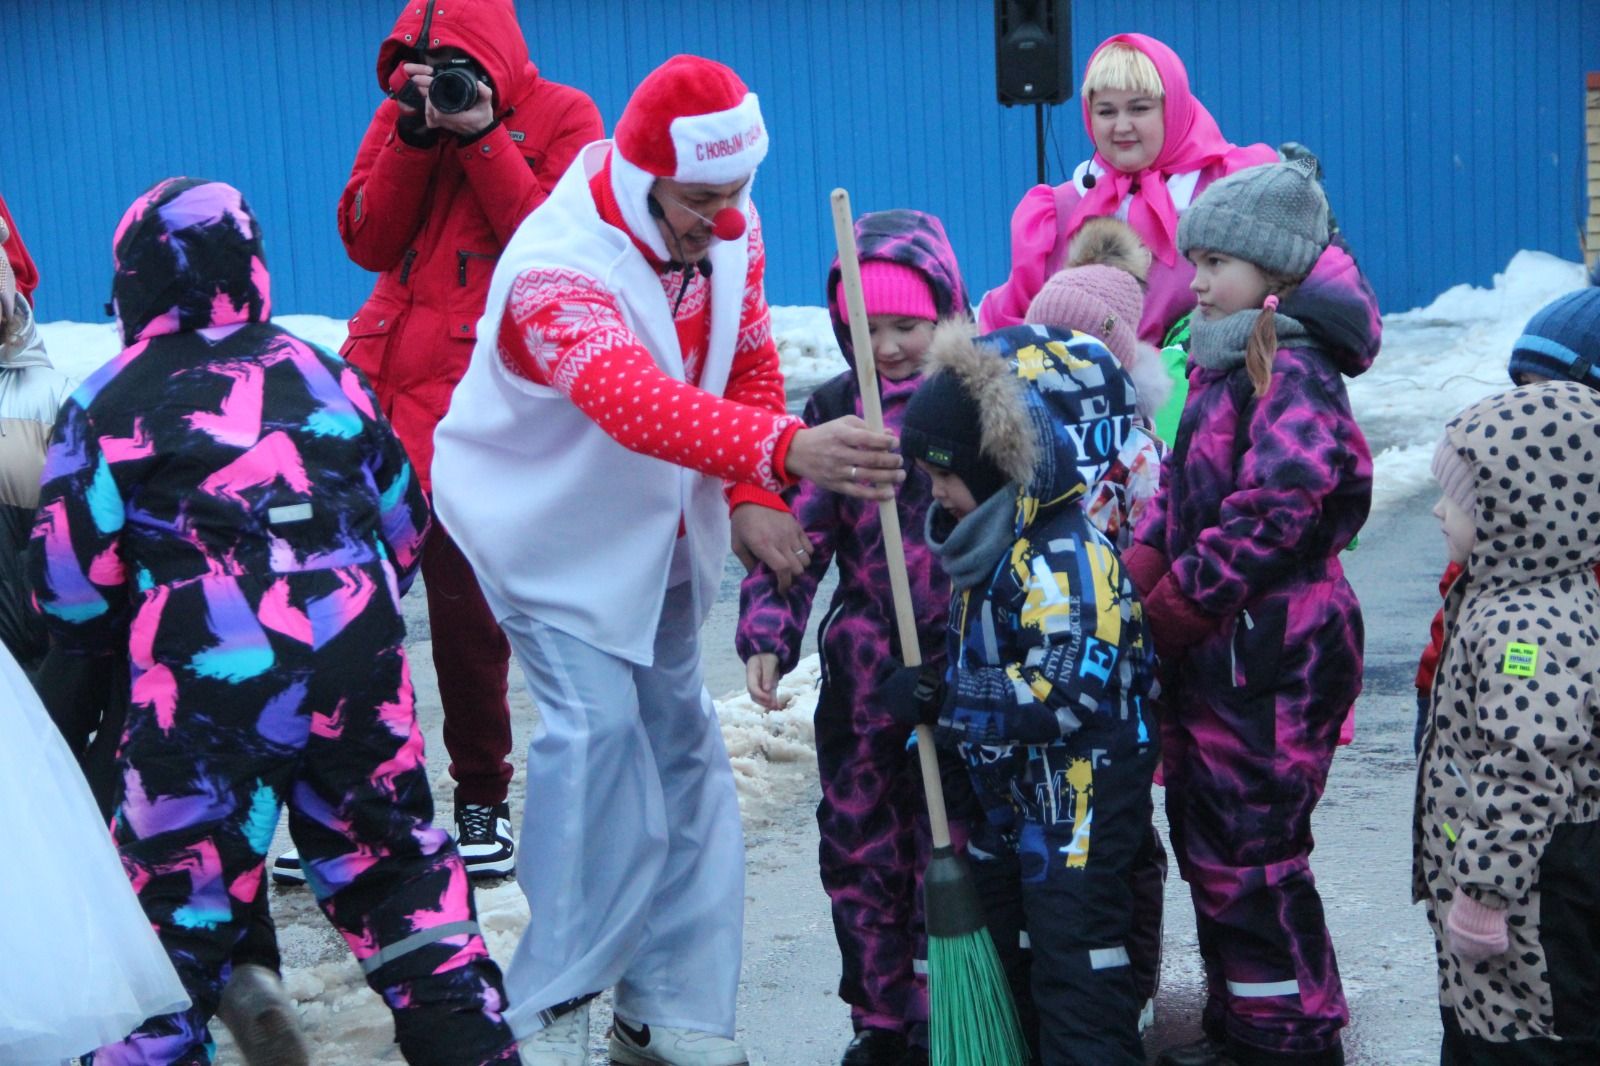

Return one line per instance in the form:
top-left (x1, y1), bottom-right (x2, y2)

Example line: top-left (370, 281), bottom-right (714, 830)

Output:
top-left (500, 582), bottom-right (745, 1038)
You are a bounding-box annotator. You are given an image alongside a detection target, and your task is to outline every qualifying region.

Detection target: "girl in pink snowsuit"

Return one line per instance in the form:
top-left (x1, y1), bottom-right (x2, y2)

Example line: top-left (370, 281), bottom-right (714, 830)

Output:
top-left (737, 209), bottom-right (970, 1066)
top-left (1127, 159), bottom-right (1380, 1066)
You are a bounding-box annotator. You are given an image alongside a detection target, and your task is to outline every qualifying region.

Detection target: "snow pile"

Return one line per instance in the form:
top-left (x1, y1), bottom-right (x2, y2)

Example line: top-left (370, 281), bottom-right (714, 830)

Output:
top-left (769, 305), bottom-right (848, 393)
top-left (1349, 251), bottom-right (1588, 514)
top-left (715, 654), bottom-right (822, 825)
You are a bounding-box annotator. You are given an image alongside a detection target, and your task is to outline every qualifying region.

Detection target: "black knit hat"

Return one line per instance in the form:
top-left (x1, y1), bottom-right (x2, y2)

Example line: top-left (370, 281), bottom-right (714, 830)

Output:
top-left (901, 368), bottom-right (1009, 504)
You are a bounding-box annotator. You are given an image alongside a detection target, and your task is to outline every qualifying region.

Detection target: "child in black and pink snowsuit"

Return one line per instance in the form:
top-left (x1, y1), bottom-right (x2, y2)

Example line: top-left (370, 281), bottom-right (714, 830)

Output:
top-left (1125, 159), bottom-right (1380, 1066)
top-left (736, 209), bottom-right (968, 1066)
top-left (28, 178), bottom-right (516, 1065)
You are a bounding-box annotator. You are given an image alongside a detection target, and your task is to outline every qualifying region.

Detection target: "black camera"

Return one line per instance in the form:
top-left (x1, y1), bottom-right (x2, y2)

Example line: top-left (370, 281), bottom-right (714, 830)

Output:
top-left (394, 56), bottom-right (484, 115)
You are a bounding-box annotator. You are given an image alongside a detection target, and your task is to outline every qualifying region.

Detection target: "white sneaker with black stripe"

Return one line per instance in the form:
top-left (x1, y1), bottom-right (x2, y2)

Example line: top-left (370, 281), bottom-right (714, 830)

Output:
top-left (455, 801), bottom-right (516, 878)
top-left (608, 1016), bottom-right (748, 1065)
top-left (270, 849), bottom-right (306, 886)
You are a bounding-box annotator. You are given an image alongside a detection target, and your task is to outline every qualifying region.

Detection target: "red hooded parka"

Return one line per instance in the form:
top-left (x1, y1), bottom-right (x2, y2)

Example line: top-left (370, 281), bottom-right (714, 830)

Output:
top-left (338, 0), bottom-right (603, 488)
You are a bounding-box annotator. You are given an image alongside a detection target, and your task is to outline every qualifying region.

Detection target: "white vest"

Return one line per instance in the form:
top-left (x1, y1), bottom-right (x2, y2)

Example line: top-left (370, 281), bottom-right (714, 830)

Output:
top-left (433, 141), bottom-right (749, 664)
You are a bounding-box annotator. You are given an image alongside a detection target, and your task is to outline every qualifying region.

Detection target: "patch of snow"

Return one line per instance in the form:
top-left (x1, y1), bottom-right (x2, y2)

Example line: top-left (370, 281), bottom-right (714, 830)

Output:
top-left (1348, 250), bottom-right (1588, 514)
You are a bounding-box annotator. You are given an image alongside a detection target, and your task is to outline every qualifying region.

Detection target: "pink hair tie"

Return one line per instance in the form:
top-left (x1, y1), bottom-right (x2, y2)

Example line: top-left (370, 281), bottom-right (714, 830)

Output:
top-left (1263, 294), bottom-right (1280, 312)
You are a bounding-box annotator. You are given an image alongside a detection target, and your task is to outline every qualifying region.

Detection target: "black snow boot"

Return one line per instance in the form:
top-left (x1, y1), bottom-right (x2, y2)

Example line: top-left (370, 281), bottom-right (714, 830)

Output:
top-left (840, 1028), bottom-right (907, 1066)
top-left (1155, 1037), bottom-right (1237, 1066)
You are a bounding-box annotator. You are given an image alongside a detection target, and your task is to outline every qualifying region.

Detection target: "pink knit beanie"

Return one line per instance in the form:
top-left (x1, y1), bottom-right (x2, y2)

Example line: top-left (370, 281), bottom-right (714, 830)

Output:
top-left (839, 260), bottom-right (938, 322)
top-left (1024, 263), bottom-right (1143, 367)
top-left (1431, 435), bottom-right (1476, 517)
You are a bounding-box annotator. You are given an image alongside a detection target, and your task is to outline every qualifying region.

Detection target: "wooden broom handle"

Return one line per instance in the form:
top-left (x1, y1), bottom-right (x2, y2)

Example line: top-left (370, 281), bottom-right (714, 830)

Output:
top-left (829, 188), bottom-right (953, 849)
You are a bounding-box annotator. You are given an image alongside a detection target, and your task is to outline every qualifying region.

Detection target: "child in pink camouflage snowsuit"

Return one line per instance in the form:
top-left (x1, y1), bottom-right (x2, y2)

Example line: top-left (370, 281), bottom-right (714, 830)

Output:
top-left (28, 178), bottom-right (516, 1065)
top-left (737, 209), bottom-right (968, 1066)
top-left (1124, 159), bottom-right (1380, 1066)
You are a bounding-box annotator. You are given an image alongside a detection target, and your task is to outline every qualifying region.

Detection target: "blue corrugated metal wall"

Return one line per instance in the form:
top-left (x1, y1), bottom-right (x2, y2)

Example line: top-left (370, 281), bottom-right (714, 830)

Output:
top-left (6, 1), bottom-right (1598, 323)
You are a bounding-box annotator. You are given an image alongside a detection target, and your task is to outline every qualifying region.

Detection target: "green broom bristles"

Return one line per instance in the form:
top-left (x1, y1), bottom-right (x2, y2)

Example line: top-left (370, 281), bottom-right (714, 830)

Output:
top-left (925, 846), bottom-right (1030, 1065)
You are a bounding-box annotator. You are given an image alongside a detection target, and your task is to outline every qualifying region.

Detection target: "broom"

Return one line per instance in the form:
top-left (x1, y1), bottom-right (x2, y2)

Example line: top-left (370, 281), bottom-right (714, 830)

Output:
top-left (829, 189), bottom-right (1030, 1066)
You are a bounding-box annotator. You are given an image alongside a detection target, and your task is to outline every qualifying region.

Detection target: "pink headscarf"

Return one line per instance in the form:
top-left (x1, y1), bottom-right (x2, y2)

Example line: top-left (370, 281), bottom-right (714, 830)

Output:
top-left (1064, 33), bottom-right (1276, 265)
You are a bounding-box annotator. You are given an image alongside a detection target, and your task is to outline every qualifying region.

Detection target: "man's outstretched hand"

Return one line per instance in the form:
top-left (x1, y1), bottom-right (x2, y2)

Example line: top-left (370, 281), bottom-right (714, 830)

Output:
top-left (785, 416), bottom-right (904, 501)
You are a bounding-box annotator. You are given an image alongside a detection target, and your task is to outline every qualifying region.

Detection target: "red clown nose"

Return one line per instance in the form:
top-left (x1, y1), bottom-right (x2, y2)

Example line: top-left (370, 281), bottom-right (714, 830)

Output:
top-left (712, 207), bottom-right (747, 241)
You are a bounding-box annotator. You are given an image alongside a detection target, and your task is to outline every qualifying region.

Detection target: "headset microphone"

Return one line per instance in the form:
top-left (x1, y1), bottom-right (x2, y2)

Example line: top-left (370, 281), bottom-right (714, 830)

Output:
top-left (650, 193), bottom-right (746, 242)
top-left (1082, 171), bottom-right (1097, 189)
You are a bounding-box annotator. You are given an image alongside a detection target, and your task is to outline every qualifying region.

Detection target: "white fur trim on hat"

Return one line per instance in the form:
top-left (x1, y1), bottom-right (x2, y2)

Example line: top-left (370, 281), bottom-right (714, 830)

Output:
top-left (668, 93), bottom-right (768, 184)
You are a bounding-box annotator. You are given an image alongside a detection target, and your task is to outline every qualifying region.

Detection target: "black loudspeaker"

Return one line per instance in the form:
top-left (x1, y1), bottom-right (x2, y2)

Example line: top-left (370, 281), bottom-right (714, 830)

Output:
top-left (995, 0), bottom-right (1073, 106)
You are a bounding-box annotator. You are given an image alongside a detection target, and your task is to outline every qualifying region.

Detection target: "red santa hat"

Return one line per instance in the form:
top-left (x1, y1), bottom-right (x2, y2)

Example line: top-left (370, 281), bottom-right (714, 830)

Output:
top-left (616, 55), bottom-right (768, 182)
top-left (609, 55), bottom-right (768, 260)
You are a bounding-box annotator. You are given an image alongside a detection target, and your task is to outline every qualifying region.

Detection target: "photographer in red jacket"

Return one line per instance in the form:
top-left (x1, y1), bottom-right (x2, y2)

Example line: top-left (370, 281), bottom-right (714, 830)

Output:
top-left (273, 0), bottom-right (601, 884)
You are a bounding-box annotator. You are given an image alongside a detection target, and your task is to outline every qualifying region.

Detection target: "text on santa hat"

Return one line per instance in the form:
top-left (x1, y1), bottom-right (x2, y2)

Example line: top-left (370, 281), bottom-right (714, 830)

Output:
top-left (696, 123), bottom-right (765, 162)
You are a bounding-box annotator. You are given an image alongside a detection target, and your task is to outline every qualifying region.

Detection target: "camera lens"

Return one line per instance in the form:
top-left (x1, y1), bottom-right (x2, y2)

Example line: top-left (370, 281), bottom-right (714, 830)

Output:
top-left (430, 67), bottom-right (479, 114)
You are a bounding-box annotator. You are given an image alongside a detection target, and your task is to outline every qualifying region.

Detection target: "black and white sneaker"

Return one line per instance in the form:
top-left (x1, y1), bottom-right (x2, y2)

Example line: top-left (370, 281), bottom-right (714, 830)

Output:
top-left (456, 801), bottom-right (515, 878)
top-left (270, 849), bottom-right (306, 886)
top-left (609, 1016), bottom-right (748, 1065)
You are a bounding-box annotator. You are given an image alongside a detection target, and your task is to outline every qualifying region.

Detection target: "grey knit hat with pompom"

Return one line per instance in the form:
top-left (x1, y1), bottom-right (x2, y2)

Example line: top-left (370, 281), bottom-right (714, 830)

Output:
top-left (1177, 156), bottom-right (1330, 279)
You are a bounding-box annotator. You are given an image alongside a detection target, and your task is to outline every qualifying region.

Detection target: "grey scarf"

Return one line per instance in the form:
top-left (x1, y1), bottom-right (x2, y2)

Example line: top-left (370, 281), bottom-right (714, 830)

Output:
top-left (1189, 308), bottom-right (1310, 371)
top-left (925, 485), bottom-right (1019, 591)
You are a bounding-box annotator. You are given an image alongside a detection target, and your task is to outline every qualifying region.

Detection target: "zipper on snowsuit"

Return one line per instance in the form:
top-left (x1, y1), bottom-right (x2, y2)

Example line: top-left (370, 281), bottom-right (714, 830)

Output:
top-left (399, 249), bottom-right (418, 285)
top-left (458, 250), bottom-right (495, 286)
top-left (1231, 609), bottom-right (1254, 687)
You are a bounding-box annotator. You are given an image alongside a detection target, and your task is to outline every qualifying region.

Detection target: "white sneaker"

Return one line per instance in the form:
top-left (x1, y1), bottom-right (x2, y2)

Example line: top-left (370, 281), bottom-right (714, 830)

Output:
top-left (456, 801), bottom-right (517, 878)
top-left (609, 1017), bottom-right (748, 1066)
top-left (270, 848), bottom-right (306, 885)
top-left (518, 1002), bottom-right (588, 1065)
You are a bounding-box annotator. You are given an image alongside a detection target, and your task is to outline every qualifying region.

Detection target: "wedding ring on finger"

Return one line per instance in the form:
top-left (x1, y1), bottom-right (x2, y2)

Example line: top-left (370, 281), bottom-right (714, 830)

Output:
top-left (848, 465), bottom-right (857, 481)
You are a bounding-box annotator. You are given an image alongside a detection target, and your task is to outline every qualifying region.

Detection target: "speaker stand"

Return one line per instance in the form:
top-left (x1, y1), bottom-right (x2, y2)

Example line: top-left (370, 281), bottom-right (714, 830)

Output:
top-left (1034, 103), bottom-right (1047, 185)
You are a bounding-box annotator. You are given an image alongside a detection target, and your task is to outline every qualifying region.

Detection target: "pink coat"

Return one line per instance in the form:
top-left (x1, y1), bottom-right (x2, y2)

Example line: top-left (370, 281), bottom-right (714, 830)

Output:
top-left (979, 32), bottom-right (1277, 342)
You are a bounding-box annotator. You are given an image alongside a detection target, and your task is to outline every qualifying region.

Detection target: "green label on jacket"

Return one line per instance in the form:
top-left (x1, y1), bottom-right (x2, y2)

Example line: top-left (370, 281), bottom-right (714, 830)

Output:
top-left (1502, 642), bottom-right (1538, 678)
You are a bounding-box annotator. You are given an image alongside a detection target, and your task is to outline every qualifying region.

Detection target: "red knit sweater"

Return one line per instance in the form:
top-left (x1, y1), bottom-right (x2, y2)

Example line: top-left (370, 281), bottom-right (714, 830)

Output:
top-left (495, 156), bottom-right (800, 508)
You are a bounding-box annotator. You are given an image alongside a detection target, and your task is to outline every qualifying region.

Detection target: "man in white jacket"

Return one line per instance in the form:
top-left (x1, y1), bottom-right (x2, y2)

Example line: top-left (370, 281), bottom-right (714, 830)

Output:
top-left (434, 55), bottom-right (904, 1066)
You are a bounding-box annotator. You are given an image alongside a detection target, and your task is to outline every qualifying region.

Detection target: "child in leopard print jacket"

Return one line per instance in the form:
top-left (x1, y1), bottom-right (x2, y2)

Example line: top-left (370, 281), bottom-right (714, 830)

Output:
top-left (1417, 381), bottom-right (1600, 1063)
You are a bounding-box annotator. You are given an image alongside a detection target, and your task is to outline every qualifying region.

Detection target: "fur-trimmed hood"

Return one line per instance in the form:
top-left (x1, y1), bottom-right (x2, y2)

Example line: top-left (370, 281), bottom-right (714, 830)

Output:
top-left (924, 321), bottom-right (1139, 528)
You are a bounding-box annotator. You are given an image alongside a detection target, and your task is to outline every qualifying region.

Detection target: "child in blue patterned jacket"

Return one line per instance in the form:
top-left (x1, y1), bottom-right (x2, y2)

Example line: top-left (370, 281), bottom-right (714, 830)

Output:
top-left (888, 322), bottom-right (1158, 1066)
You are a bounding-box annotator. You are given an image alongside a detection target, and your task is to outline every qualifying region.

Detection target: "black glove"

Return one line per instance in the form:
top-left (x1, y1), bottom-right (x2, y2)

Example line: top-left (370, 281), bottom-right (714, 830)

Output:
top-left (396, 110), bottom-right (442, 149)
top-left (880, 660), bottom-right (949, 728)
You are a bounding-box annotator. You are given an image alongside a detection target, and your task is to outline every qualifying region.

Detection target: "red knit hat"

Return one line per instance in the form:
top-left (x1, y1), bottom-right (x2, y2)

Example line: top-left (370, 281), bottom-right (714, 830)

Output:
top-left (614, 55), bottom-right (769, 183)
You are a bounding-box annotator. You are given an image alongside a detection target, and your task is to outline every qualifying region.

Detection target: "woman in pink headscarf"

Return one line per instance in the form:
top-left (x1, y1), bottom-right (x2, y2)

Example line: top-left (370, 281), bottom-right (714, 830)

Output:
top-left (979, 33), bottom-right (1277, 342)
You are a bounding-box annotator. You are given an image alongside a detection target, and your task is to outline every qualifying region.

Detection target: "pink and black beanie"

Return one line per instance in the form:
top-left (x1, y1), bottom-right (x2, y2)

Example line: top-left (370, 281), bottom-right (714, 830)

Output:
top-left (825, 209), bottom-right (971, 360)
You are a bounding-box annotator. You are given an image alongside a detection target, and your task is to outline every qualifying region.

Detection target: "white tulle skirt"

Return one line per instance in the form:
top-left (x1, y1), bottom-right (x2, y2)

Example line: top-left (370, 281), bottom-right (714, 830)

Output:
top-left (0, 646), bottom-right (189, 1064)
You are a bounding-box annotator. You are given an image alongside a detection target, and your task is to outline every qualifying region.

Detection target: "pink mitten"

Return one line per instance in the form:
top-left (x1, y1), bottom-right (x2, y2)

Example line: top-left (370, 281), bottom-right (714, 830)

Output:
top-left (1446, 893), bottom-right (1509, 961)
